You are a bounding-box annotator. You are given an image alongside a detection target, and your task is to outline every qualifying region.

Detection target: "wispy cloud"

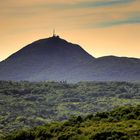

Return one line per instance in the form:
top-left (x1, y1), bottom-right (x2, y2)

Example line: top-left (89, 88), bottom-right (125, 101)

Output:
top-left (0, 0), bottom-right (134, 10)
top-left (0, 0), bottom-right (140, 29)
top-left (46, 0), bottom-right (134, 9)
top-left (96, 15), bottom-right (140, 28)
top-left (83, 0), bottom-right (134, 7)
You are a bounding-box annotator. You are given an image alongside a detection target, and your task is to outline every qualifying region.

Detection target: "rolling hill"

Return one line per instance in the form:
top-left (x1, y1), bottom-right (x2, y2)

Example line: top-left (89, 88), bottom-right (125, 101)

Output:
top-left (0, 35), bottom-right (140, 81)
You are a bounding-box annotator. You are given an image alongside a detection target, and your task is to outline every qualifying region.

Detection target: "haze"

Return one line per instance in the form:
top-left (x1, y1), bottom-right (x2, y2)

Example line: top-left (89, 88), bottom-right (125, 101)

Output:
top-left (0, 0), bottom-right (140, 61)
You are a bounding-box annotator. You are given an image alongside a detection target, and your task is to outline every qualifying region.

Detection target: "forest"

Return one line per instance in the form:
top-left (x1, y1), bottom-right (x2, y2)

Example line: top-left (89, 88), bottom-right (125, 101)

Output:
top-left (0, 81), bottom-right (140, 139)
top-left (2, 105), bottom-right (140, 140)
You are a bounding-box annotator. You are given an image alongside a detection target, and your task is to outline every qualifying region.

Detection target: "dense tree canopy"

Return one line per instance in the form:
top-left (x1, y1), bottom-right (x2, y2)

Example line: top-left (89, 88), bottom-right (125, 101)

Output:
top-left (0, 81), bottom-right (140, 139)
top-left (2, 105), bottom-right (140, 140)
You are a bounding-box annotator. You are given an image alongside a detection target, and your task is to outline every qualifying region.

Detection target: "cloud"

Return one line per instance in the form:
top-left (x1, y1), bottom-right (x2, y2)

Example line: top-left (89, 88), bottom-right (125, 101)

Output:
top-left (87, 0), bottom-right (133, 7)
top-left (76, 0), bottom-right (134, 8)
top-left (96, 15), bottom-right (140, 27)
top-left (0, 0), bottom-right (134, 9)
top-left (0, 0), bottom-right (140, 30)
top-left (42, 0), bottom-right (134, 10)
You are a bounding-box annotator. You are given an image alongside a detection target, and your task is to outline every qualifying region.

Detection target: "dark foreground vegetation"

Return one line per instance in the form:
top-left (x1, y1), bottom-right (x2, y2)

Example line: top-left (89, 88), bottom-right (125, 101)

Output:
top-left (0, 81), bottom-right (140, 139)
top-left (2, 105), bottom-right (140, 140)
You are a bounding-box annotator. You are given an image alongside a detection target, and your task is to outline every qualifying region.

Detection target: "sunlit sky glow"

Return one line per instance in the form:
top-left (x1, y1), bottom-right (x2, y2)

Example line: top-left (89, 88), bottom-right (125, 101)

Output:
top-left (0, 0), bottom-right (140, 61)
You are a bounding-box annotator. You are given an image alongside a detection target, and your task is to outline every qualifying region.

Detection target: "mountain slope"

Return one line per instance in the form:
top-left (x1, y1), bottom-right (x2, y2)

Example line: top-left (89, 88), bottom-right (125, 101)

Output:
top-left (0, 36), bottom-right (94, 81)
top-left (86, 56), bottom-right (140, 81)
top-left (0, 36), bottom-right (140, 81)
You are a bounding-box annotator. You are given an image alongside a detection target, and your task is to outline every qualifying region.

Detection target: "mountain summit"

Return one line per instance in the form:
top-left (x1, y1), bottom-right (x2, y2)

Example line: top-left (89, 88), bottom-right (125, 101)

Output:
top-left (0, 36), bottom-right (140, 81)
top-left (0, 36), bottom-right (94, 81)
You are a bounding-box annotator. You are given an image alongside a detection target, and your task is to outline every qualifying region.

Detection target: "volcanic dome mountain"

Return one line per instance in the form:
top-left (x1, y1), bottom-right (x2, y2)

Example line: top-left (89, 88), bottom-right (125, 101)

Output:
top-left (0, 35), bottom-right (140, 82)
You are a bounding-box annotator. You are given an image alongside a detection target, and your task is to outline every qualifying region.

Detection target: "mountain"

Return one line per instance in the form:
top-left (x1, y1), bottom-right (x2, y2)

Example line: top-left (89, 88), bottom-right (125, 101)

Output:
top-left (0, 35), bottom-right (140, 82)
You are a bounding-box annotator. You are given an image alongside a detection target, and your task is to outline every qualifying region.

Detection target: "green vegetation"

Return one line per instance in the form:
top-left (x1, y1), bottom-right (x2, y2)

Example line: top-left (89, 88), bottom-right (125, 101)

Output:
top-left (2, 105), bottom-right (140, 140)
top-left (0, 81), bottom-right (140, 138)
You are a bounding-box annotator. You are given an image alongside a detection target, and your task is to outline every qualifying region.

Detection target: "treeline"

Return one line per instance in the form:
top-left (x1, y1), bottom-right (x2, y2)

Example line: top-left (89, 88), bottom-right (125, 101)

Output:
top-left (0, 81), bottom-right (139, 98)
top-left (2, 105), bottom-right (140, 140)
top-left (0, 81), bottom-right (140, 137)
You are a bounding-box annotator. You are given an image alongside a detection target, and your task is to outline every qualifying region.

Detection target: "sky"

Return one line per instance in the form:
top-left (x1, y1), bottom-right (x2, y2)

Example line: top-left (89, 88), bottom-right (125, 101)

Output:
top-left (0, 0), bottom-right (140, 61)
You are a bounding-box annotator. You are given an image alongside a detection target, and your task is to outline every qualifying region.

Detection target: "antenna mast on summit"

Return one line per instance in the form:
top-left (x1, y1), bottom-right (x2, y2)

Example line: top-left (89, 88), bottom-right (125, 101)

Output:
top-left (53, 29), bottom-right (56, 37)
top-left (52, 29), bottom-right (59, 38)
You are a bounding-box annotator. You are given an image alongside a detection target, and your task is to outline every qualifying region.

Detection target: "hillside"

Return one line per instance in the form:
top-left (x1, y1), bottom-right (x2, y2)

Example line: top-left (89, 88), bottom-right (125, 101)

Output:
top-left (0, 36), bottom-right (140, 81)
top-left (0, 36), bottom-right (94, 81)
top-left (0, 81), bottom-right (140, 137)
top-left (2, 105), bottom-right (140, 140)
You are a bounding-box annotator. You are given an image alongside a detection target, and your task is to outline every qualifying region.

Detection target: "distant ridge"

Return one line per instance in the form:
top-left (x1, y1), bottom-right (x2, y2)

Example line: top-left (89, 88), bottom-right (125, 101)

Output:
top-left (0, 36), bottom-right (140, 82)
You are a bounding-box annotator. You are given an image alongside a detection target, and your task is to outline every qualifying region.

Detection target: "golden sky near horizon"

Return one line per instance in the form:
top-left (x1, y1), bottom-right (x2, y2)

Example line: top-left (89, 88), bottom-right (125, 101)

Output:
top-left (0, 0), bottom-right (140, 61)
